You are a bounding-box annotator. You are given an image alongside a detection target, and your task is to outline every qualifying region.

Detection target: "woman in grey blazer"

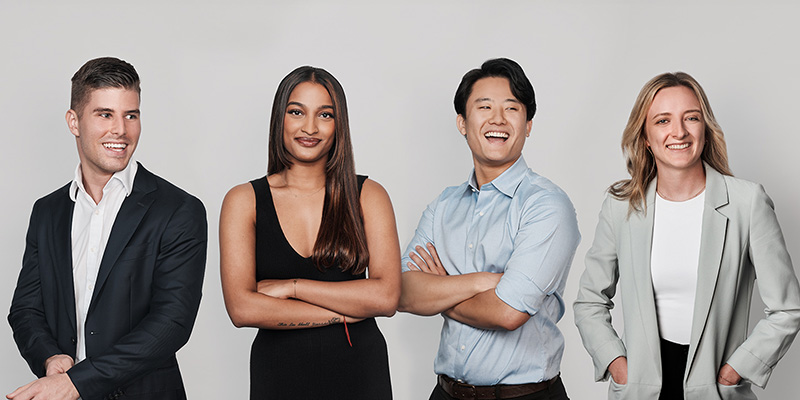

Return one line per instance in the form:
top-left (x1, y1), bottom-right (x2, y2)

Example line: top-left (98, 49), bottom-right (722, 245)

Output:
top-left (573, 72), bottom-right (800, 400)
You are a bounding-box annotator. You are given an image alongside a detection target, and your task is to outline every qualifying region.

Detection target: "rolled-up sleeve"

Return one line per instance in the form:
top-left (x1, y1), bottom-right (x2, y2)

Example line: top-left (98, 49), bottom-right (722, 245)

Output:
top-left (495, 192), bottom-right (580, 316)
top-left (401, 196), bottom-right (439, 273)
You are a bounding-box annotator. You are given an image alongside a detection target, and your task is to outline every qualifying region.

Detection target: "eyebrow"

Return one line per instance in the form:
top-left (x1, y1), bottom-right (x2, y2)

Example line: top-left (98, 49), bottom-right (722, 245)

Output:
top-left (287, 101), bottom-right (334, 110)
top-left (651, 109), bottom-right (702, 120)
top-left (473, 97), bottom-right (522, 104)
top-left (92, 108), bottom-right (140, 114)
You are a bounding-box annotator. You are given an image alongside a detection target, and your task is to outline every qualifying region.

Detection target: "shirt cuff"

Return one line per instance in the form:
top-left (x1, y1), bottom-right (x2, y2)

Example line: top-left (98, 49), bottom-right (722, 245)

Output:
top-left (495, 268), bottom-right (543, 315)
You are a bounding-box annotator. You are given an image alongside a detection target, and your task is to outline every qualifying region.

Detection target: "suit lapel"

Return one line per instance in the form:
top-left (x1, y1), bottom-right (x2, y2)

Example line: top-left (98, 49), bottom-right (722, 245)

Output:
top-left (52, 185), bottom-right (77, 333)
top-left (628, 179), bottom-right (662, 373)
top-left (89, 165), bottom-right (157, 311)
top-left (686, 165), bottom-right (729, 374)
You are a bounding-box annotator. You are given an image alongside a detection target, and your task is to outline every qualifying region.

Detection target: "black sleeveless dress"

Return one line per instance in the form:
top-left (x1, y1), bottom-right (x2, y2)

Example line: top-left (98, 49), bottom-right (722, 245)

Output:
top-left (249, 175), bottom-right (393, 399)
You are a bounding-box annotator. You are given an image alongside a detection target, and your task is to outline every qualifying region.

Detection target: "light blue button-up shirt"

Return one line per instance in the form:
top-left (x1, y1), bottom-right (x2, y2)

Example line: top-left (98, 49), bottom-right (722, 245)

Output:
top-left (402, 156), bottom-right (580, 385)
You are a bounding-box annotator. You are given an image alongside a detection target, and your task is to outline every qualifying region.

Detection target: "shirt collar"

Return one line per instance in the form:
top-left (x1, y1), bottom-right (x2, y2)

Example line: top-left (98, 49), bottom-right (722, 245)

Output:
top-left (467, 156), bottom-right (528, 198)
top-left (70, 159), bottom-right (138, 202)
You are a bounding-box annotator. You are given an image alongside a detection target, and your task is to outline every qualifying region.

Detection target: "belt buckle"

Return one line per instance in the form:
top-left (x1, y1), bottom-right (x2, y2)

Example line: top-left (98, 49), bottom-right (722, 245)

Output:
top-left (453, 380), bottom-right (477, 399)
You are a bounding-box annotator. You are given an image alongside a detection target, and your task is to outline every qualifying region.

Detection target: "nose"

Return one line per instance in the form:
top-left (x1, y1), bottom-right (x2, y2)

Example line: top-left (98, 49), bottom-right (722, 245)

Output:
top-left (674, 120), bottom-right (689, 139)
top-left (302, 116), bottom-right (318, 135)
top-left (111, 115), bottom-right (126, 136)
top-left (489, 107), bottom-right (506, 125)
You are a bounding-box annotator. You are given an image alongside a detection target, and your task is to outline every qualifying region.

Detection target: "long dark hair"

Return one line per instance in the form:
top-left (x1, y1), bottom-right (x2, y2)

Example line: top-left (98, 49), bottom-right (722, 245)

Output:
top-left (267, 66), bottom-right (369, 274)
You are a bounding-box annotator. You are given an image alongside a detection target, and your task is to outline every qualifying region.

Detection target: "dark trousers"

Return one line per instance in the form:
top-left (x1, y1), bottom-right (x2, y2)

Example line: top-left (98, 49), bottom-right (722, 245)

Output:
top-left (429, 376), bottom-right (569, 400)
top-left (659, 338), bottom-right (690, 400)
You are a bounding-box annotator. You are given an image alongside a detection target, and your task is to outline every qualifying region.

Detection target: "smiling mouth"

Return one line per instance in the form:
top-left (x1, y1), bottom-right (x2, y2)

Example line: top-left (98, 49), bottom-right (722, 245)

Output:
top-left (103, 142), bottom-right (127, 151)
top-left (296, 138), bottom-right (321, 147)
top-left (667, 143), bottom-right (690, 150)
top-left (485, 131), bottom-right (509, 141)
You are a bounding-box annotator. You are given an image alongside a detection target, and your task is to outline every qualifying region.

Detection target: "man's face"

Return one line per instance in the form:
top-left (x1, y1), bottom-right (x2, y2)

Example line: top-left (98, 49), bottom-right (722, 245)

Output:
top-left (67, 87), bottom-right (141, 182)
top-left (457, 77), bottom-right (531, 173)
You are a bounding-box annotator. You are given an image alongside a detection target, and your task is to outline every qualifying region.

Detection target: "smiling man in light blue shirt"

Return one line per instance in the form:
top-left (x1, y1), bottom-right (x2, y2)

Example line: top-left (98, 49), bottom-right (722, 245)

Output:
top-left (399, 58), bottom-right (580, 400)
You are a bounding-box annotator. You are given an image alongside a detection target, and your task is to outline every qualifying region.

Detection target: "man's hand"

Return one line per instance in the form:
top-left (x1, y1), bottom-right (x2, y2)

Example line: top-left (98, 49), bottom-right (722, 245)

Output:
top-left (407, 242), bottom-right (448, 275)
top-left (608, 356), bottom-right (628, 385)
top-left (717, 363), bottom-right (742, 386)
top-left (6, 373), bottom-right (79, 400)
top-left (44, 354), bottom-right (74, 376)
top-left (257, 279), bottom-right (294, 299)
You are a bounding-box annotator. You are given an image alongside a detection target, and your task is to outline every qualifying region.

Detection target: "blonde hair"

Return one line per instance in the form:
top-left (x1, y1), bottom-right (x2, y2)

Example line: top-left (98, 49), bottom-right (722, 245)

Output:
top-left (610, 72), bottom-right (732, 214)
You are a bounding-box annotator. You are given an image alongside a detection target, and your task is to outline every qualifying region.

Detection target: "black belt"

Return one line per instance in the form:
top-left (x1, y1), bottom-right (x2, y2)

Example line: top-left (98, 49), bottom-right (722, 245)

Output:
top-left (437, 374), bottom-right (559, 400)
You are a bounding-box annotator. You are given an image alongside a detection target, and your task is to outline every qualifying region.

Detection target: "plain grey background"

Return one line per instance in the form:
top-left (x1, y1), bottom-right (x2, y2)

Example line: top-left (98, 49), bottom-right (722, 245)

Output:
top-left (2, 1), bottom-right (798, 399)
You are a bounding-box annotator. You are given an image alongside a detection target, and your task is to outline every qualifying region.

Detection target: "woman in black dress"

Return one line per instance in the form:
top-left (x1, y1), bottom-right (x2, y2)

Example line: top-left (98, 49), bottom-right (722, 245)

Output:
top-left (220, 66), bottom-right (400, 399)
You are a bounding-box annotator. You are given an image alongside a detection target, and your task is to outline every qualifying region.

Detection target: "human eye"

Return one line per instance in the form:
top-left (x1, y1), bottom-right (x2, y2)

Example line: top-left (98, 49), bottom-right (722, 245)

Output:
top-left (319, 111), bottom-right (334, 119)
top-left (655, 118), bottom-right (668, 125)
top-left (686, 114), bottom-right (702, 122)
top-left (286, 108), bottom-right (303, 116)
top-left (99, 112), bottom-right (112, 118)
top-left (125, 114), bottom-right (138, 120)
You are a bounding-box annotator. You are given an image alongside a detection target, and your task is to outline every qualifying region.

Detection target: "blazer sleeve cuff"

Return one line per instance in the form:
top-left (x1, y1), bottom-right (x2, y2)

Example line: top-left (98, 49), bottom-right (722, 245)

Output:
top-left (592, 339), bottom-right (627, 382)
top-left (727, 347), bottom-right (773, 388)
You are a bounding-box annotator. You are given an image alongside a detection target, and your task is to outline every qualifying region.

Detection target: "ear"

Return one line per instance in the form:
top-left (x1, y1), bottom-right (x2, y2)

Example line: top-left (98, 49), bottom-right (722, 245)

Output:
top-left (66, 109), bottom-right (80, 138)
top-left (456, 114), bottom-right (467, 137)
top-left (525, 119), bottom-right (532, 137)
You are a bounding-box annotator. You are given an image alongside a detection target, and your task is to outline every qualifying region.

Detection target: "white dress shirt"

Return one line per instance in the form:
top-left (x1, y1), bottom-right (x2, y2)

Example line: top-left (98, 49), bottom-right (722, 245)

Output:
top-left (70, 160), bottom-right (137, 362)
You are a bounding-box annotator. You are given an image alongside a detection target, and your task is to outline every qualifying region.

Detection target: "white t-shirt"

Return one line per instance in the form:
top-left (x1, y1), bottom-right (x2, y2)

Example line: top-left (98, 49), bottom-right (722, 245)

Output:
top-left (650, 190), bottom-right (705, 345)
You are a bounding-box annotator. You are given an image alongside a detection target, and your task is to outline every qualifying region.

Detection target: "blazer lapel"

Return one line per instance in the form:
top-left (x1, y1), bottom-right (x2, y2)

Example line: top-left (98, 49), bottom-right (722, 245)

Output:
top-left (686, 164), bottom-right (729, 373)
top-left (628, 179), bottom-right (663, 373)
top-left (52, 185), bottom-right (77, 333)
top-left (88, 165), bottom-right (157, 310)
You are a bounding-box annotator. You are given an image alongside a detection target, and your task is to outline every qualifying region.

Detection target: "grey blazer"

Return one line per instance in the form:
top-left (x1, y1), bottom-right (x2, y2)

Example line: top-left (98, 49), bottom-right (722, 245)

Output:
top-left (573, 165), bottom-right (800, 400)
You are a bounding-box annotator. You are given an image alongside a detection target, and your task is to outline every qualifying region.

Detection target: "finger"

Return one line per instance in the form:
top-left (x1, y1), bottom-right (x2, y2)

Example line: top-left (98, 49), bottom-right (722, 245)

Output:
top-left (425, 243), bottom-right (447, 275)
top-left (408, 252), bottom-right (430, 272)
top-left (7, 381), bottom-right (34, 399)
top-left (415, 245), bottom-right (436, 271)
top-left (406, 261), bottom-right (420, 271)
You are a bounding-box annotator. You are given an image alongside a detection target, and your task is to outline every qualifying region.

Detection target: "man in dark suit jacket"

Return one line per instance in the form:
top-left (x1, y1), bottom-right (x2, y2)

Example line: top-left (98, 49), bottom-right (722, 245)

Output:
top-left (7, 57), bottom-right (207, 400)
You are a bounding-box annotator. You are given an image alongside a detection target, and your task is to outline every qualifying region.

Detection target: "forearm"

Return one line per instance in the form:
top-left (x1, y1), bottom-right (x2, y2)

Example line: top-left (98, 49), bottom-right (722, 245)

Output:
top-left (65, 305), bottom-right (198, 399)
top-left (8, 297), bottom-right (64, 378)
top-left (574, 282), bottom-right (627, 381)
top-left (445, 289), bottom-right (530, 330)
top-left (293, 277), bottom-right (398, 318)
top-left (226, 290), bottom-right (348, 329)
top-left (398, 271), bottom-right (497, 316)
top-left (9, 206), bottom-right (64, 377)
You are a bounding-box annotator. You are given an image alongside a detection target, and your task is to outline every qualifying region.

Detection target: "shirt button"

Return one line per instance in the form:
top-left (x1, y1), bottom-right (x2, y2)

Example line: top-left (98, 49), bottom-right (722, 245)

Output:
top-left (88, 283), bottom-right (94, 291)
top-left (94, 209), bottom-right (100, 215)
top-left (479, 211), bottom-right (484, 216)
top-left (90, 247), bottom-right (96, 253)
top-left (468, 243), bottom-right (473, 249)
top-left (460, 345), bottom-right (466, 351)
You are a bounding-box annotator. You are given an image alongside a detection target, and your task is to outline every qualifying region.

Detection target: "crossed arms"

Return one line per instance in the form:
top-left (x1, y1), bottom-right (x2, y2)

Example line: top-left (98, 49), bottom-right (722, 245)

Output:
top-left (219, 179), bottom-right (401, 330)
top-left (398, 191), bottom-right (580, 331)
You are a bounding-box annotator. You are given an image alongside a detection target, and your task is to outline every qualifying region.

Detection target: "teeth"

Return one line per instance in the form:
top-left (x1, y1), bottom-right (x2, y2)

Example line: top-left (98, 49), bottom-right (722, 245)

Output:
top-left (667, 143), bottom-right (690, 150)
top-left (485, 131), bottom-right (509, 139)
top-left (103, 143), bottom-right (126, 149)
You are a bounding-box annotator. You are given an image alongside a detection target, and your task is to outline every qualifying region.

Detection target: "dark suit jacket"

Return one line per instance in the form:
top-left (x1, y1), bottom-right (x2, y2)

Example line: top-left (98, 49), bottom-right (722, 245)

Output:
top-left (8, 164), bottom-right (207, 400)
